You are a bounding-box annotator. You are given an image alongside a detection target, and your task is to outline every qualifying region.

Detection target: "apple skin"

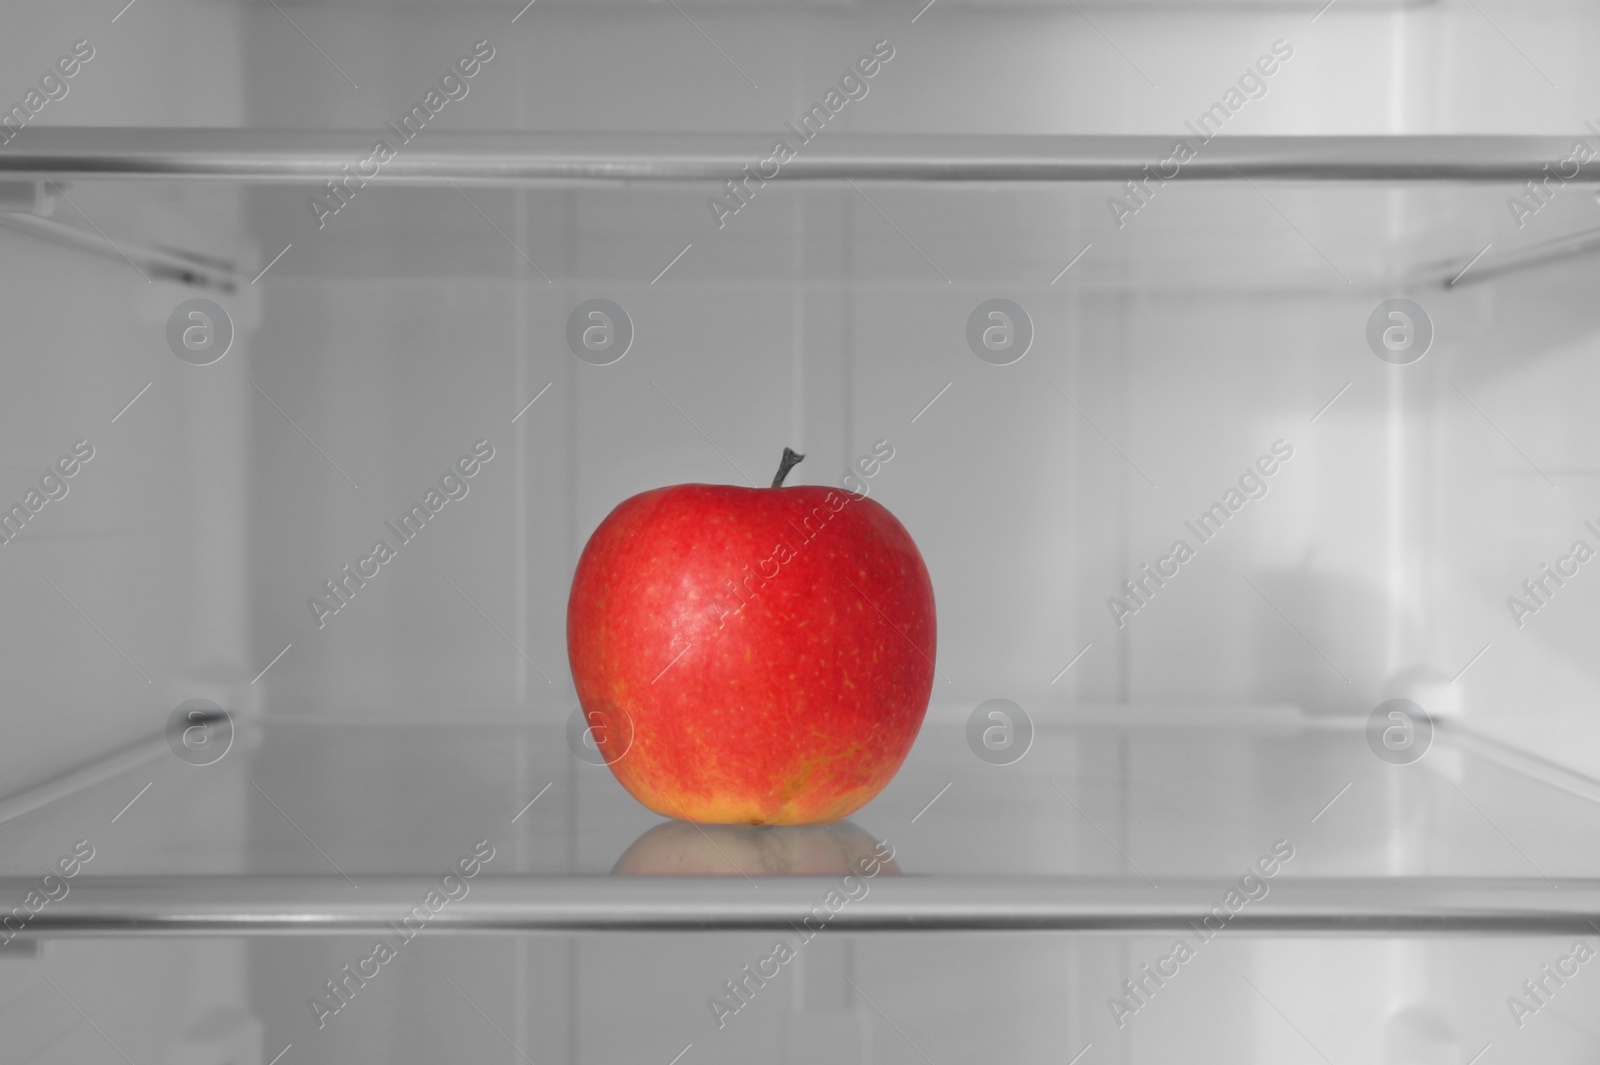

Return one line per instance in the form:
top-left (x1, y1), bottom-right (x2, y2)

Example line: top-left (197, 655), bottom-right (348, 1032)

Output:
top-left (567, 479), bottom-right (935, 825)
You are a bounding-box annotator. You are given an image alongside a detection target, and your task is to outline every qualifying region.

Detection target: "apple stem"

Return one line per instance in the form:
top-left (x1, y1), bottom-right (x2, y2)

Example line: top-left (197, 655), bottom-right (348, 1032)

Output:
top-left (771, 447), bottom-right (805, 488)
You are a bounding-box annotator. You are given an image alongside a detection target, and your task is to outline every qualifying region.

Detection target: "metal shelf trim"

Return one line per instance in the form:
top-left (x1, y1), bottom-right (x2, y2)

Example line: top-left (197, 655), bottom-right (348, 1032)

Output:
top-left (2, 131), bottom-right (1595, 184)
top-left (11, 876), bottom-right (1599, 935)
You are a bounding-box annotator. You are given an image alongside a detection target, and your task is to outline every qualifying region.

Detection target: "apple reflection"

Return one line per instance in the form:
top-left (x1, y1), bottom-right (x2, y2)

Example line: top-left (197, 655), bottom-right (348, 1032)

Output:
top-left (612, 819), bottom-right (902, 877)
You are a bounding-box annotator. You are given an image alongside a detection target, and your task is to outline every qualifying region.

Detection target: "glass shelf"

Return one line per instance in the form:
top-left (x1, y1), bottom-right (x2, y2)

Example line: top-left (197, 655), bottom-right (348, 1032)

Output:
top-left (0, 130), bottom-right (1591, 184)
top-left (10, 132), bottom-right (1598, 292)
top-left (4, 707), bottom-right (1597, 937)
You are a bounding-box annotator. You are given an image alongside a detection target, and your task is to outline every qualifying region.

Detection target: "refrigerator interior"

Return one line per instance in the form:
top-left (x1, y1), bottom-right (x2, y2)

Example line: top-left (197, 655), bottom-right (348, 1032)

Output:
top-left (4, 0), bottom-right (1600, 1062)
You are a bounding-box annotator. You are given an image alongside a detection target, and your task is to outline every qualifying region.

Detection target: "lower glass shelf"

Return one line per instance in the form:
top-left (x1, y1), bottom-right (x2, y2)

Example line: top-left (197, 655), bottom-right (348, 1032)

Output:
top-left (4, 704), bottom-right (1599, 934)
top-left (6, 873), bottom-right (1599, 938)
top-left (5, 707), bottom-right (1600, 1062)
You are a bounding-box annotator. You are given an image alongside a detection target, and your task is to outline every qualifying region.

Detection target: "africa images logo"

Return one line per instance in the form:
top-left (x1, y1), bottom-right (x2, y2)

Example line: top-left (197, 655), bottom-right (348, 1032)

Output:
top-left (308, 40), bottom-right (495, 228)
top-left (0, 39), bottom-right (95, 147)
top-left (308, 441), bottom-right (495, 629)
top-left (1108, 39), bottom-right (1294, 229)
top-left (1106, 440), bottom-right (1294, 627)
top-left (706, 39), bottom-right (895, 229)
top-left (1106, 839), bottom-right (1295, 1028)
top-left (309, 840), bottom-right (495, 1029)
top-left (706, 838), bottom-right (896, 1030)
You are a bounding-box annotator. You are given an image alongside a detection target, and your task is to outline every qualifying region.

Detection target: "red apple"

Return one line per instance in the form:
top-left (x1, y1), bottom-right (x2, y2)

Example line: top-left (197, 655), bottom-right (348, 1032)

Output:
top-left (567, 449), bottom-right (936, 825)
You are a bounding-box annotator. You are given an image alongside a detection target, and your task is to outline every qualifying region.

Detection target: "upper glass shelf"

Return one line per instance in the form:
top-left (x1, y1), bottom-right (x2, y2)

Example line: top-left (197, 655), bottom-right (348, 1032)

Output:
top-left (0, 130), bottom-right (1591, 185)
top-left (7, 132), bottom-right (1597, 293)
